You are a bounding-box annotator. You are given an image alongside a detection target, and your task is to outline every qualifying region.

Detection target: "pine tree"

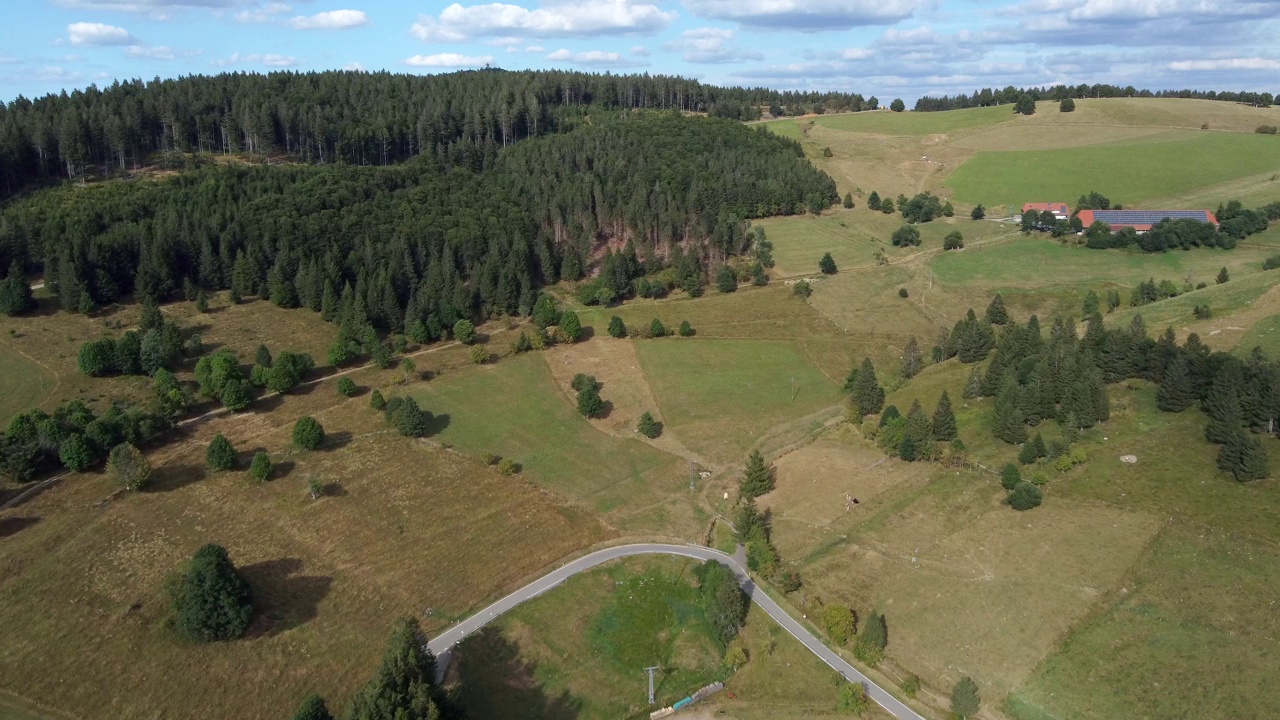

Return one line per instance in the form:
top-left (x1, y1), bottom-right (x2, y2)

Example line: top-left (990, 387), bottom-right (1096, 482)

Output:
top-left (577, 385), bottom-right (604, 418)
top-left (291, 694), bottom-right (334, 720)
top-left (819, 252), bottom-right (838, 275)
top-left (560, 310), bottom-right (582, 342)
top-left (171, 544), bottom-right (253, 642)
top-left (903, 400), bottom-right (932, 460)
top-left (850, 357), bottom-right (885, 417)
top-left (1081, 290), bottom-right (1100, 318)
top-left (1203, 365), bottom-right (1244, 444)
top-left (1019, 432), bottom-right (1045, 464)
top-left (346, 617), bottom-right (441, 720)
top-left (532, 295), bottom-right (560, 328)
top-left (993, 380), bottom-right (1027, 444)
top-left (650, 318), bottom-right (666, 337)
top-left (608, 315), bottom-right (627, 338)
top-left (985, 293), bottom-right (1009, 325)
top-left (1217, 266), bottom-right (1230, 284)
top-left (250, 451), bottom-right (273, 483)
top-left (740, 450), bottom-right (775, 497)
top-left (843, 192), bottom-right (854, 209)
top-left (950, 676), bottom-right (981, 718)
top-left (1009, 481), bottom-right (1043, 510)
top-left (293, 416), bottom-right (326, 450)
top-left (898, 435), bottom-right (918, 461)
top-left (1001, 463), bottom-right (1021, 490)
top-left (1217, 426), bottom-right (1270, 481)
top-left (638, 412), bottom-right (661, 438)
top-left (868, 191), bottom-right (881, 210)
top-left (963, 365), bottom-right (983, 399)
top-left (206, 434), bottom-right (236, 471)
top-left (931, 391), bottom-right (957, 441)
top-left (0, 262), bottom-right (36, 316)
top-left (901, 337), bottom-right (923, 379)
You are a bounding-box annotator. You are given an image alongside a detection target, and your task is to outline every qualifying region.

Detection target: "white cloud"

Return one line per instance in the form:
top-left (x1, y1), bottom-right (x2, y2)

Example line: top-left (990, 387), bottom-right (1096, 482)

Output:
top-left (68, 22), bottom-right (138, 46)
top-left (489, 36), bottom-right (522, 46)
top-left (525, 44), bottom-right (546, 52)
top-left (631, 45), bottom-right (650, 56)
top-left (839, 48), bottom-right (876, 60)
top-left (1168, 57), bottom-right (1280, 71)
top-left (125, 45), bottom-right (176, 59)
top-left (404, 53), bottom-right (495, 67)
top-left (664, 27), bottom-right (762, 63)
top-left (411, 0), bottom-right (676, 41)
top-left (0, 54), bottom-right (19, 64)
top-left (682, 0), bottom-right (922, 30)
top-left (212, 52), bottom-right (299, 67)
top-left (344, 61), bottom-right (366, 71)
top-left (235, 2), bottom-right (291, 23)
top-left (544, 48), bottom-right (644, 66)
top-left (288, 9), bottom-right (369, 30)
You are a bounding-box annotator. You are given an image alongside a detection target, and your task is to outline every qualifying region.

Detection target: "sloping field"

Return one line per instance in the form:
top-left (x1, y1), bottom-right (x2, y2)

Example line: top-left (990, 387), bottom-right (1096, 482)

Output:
top-left (812, 104), bottom-right (1016, 135)
top-left (944, 131), bottom-right (1280, 207)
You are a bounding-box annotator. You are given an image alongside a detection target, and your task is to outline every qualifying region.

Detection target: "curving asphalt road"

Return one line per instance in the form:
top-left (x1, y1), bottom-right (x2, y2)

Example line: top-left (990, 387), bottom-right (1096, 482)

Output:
top-left (427, 543), bottom-right (926, 720)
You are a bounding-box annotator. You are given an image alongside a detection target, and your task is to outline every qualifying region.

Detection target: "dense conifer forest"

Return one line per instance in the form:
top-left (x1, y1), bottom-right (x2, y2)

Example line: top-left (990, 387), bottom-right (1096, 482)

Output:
top-left (0, 68), bottom-right (862, 193)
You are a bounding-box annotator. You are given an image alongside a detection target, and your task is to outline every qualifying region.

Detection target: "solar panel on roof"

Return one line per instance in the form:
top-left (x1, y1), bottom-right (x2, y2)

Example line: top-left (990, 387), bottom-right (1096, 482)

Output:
top-left (1093, 210), bottom-right (1211, 223)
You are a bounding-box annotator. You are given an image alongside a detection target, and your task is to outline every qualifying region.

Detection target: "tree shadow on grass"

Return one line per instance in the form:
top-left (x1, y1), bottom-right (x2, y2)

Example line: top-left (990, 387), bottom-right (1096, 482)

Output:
top-left (321, 430), bottom-right (354, 451)
top-left (425, 413), bottom-right (451, 437)
top-left (147, 463), bottom-right (207, 493)
top-left (239, 557), bottom-right (333, 638)
top-left (447, 627), bottom-right (582, 720)
top-left (0, 516), bottom-right (40, 538)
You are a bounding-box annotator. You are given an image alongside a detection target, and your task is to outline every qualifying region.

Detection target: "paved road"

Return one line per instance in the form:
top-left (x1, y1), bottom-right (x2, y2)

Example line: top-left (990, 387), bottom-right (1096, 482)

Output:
top-left (427, 543), bottom-right (926, 720)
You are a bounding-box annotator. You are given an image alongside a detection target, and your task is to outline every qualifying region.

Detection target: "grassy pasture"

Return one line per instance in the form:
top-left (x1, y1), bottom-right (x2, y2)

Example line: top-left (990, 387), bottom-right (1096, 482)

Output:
top-left (944, 131), bottom-right (1280, 207)
top-left (0, 429), bottom-right (607, 720)
top-left (635, 338), bottom-right (840, 465)
top-left (450, 556), bottom-right (726, 720)
top-left (811, 105), bottom-right (1016, 136)
top-left (410, 352), bottom-right (695, 533)
top-left (1236, 312), bottom-right (1280, 357)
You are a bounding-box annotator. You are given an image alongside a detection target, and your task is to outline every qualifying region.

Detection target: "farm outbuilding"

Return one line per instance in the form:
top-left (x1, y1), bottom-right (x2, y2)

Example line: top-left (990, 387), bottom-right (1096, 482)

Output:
top-left (1075, 209), bottom-right (1218, 232)
top-left (1023, 202), bottom-right (1070, 220)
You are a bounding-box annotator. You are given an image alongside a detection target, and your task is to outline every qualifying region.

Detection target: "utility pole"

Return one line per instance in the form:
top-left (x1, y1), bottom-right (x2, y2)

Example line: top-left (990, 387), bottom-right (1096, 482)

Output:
top-left (645, 666), bottom-right (660, 704)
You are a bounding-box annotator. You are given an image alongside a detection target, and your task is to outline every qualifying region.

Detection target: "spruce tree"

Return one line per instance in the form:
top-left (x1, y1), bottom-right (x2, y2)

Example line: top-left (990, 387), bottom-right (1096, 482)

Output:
top-left (931, 391), bottom-right (957, 441)
top-left (577, 385), bottom-right (604, 418)
top-left (985, 294), bottom-right (1009, 325)
top-left (532, 295), bottom-right (560, 328)
top-left (0, 262), bottom-right (36, 316)
top-left (1217, 426), bottom-right (1270, 481)
top-left (291, 694), bottom-right (334, 720)
top-left (868, 191), bottom-right (881, 210)
top-left (1008, 481), bottom-right (1043, 510)
top-left (819, 252), bottom-right (838, 275)
top-left (650, 318), bottom-right (666, 337)
top-left (250, 451), bottom-right (273, 483)
top-left (901, 337), bottom-right (923, 379)
top-left (346, 617), bottom-right (441, 720)
top-left (740, 450), bottom-right (775, 497)
top-left (637, 412), bottom-right (661, 438)
top-left (560, 310), bottom-right (582, 342)
top-left (903, 400), bottom-right (932, 459)
top-left (206, 434), bottom-right (236, 471)
top-left (293, 416), bottom-right (326, 450)
top-left (950, 676), bottom-right (981, 718)
top-left (171, 544), bottom-right (253, 642)
top-left (1157, 354), bottom-right (1196, 411)
top-left (1001, 463), bottom-right (1021, 490)
top-left (1204, 365), bottom-right (1244, 444)
top-left (608, 315), bottom-right (627, 338)
top-left (993, 380), bottom-right (1027, 444)
top-left (850, 358), bottom-right (885, 417)
top-left (963, 365), bottom-right (983, 399)
top-left (898, 435), bottom-right (918, 461)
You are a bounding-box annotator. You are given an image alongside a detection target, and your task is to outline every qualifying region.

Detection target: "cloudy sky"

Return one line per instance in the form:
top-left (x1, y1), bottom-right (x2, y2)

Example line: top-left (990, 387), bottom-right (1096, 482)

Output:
top-left (3, 0), bottom-right (1279, 104)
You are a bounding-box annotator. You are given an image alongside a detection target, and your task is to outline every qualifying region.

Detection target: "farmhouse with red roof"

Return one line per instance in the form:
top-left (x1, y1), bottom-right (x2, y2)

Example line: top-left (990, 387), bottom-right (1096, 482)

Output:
top-left (1022, 202), bottom-right (1070, 220)
top-left (1076, 209), bottom-right (1218, 232)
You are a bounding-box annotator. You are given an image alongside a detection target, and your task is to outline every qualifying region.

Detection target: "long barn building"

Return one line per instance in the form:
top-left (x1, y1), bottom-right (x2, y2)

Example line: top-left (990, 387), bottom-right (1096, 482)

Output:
top-left (1076, 209), bottom-right (1218, 232)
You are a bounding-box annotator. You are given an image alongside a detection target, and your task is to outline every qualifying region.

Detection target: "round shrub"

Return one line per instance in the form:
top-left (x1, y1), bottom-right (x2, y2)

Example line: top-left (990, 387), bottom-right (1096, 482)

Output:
top-left (292, 416), bottom-right (325, 451)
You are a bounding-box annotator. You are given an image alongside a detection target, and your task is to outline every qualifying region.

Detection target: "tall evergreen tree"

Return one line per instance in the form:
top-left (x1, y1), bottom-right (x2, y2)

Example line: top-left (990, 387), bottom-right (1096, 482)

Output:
top-left (992, 379), bottom-right (1027, 444)
top-left (1203, 365), bottom-right (1244, 444)
top-left (931, 391), bottom-right (957, 441)
top-left (1217, 426), bottom-right (1270, 481)
top-left (740, 450), bottom-right (775, 498)
top-left (950, 676), bottom-right (981, 718)
top-left (291, 695), bottom-right (334, 720)
top-left (171, 544), bottom-right (253, 642)
top-left (346, 617), bottom-right (442, 720)
top-left (901, 337), bottom-right (924, 379)
top-left (850, 357), bottom-right (885, 417)
top-left (985, 294), bottom-right (1009, 325)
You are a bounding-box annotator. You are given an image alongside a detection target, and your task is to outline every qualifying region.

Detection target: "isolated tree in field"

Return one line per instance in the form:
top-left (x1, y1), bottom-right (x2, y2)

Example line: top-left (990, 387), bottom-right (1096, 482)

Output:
top-left (793, 280), bottom-right (812, 298)
top-left (396, 398), bottom-right (431, 437)
top-left (951, 676), bottom-right (981, 718)
top-left (346, 617), bottom-right (441, 720)
top-left (740, 450), bottom-right (775, 497)
top-left (291, 694), bottom-right (334, 720)
top-left (370, 389), bottom-right (387, 411)
top-left (819, 252), bottom-right (838, 274)
top-left (843, 192), bottom-right (854, 209)
top-left (650, 318), bottom-right (667, 337)
top-left (170, 543), bottom-right (253, 642)
top-left (1060, 97), bottom-right (1076, 112)
top-left (250, 451), bottom-right (273, 483)
top-left (109, 442), bottom-right (151, 490)
top-left (850, 358), bottom-right (885, 417)
top-left (944, 230), bottom-right (964, 250)
top-left (1218, 425), bottom-right (1269, 481)
top-left (1014, 94), bottom-right (1036, 115)
top-left (532, 295), bottom-right (560, 328)
top-left (932, 391), bottom-right (957, 441)
top-left (638, 412), bottom-right (661, 438)
top-left (1001, 462), bottom-right (1022, 490)
top-left (868, 191), bottom-right (881, 211)
top-left (901, 337), bottom-right (923, 379)
top-left (985, 294), bottom-right (1009, 325)
top-left (206, 434), bottom-right (236, 471)
top-left (717, 265), bottom-right (738, 293)
top-left (337, 377), bottom-right (357, 397)
top-left (0, 262), bottom-right (35, 316)
top-left (890, 98), bottom-right (905, 112)
top-left (453, 319), bottom-right (476, 344)
top-left (608, 315), bottom-right (627, 338)
top-left (571, 373), bottom-right (596, 393)
top-left (560, 310), bottom-right (582, 342)
top-left (823, 604), bottom-right (857, 645)
top-left (1217, 266), bottom-right (1230, 284)
top-left (293, 416), bottom-right (325, 450)
top-left (822, 146), bottom-right (833, 157)
top-left (891, 225), bottom-right (920, 247)
top-left (971, 204), bottom-right (985, 220)
top-left (679, 320), bottom-right (695, 337)
top-left (837, 684), bottom-right (869, 715)
top-left (1156, 355), bottom-right (1196, 412)
top-left (1009, 480), bottom-right (1043, 510)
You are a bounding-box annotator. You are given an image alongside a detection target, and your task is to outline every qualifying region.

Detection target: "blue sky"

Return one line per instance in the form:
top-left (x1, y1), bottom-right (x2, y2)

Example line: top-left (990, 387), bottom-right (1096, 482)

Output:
top-left (3, 0), bottom-right (1279, 104)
